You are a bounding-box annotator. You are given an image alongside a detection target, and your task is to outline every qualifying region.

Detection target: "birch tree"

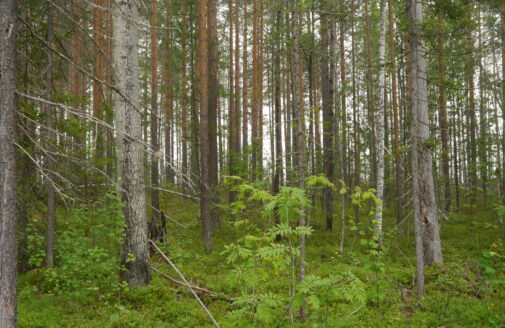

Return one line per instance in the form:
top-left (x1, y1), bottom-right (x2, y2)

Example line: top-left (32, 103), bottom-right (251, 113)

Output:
top-left (375, 0), bottom-right (387, 237)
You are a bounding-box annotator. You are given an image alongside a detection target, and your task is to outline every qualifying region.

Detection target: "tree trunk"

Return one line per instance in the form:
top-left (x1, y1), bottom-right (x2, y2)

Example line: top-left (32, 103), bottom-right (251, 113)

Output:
top-left (198, 0), bottom-right (213, 253)
top-left (365, 0), bottom-right (377, 188)
top-left (113, 0), bottom-right (151, 286)
top-left (45, 5), bottom-right (56, 268)
top-left (150, 0), bottom-right (161, 238)
top-left (293, 1), bottom-right (306, 320)
top-left (375, 0), bottom-right (387, 236)
top-left (409, 0), bottom-right (443, 296)
top-left (501, 2), bottom-right (505, 203)
top-left (164, 0), bottom-right (174, 184)
top-left (320, 0), bottom-right (334, 231)
top-left (228, 0), bottom-right (236, 202)
top-left (351, 0), bottom-right (360, 226)
top-left (466, 1), bottom-right (477, 208)
top-left (388, 0), bottom-right (403, 231)
top-left (437, 11), bottom-right (450, 212)
top-left (0, 0), bottom-right (18, 325)
top-left (93, 0), bottom-right (106, 168)
top-left (242, 0), bottom-right (248, 159)
top-left (251, 0), bottom-right (259, 177)
top-left (181, 3), bottom-right (189, 192)
top-left (272, 1), bottom-right (283, 206)
top-left (207, 0), bottom-right (220, 231)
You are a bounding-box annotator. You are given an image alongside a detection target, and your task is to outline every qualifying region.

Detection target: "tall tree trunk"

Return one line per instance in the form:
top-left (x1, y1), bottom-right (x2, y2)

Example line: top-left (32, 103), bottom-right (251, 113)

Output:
top-left (389, 0), bottom-right (403, 230)
top-left (375, 0), bottom-right (387, 236)
top-left (437, 10), bottom-right (450, 212)
top-left (466, 1), bottom-right (477, 208)
top-left (0, 0), bottom-right (18, 325)
top-left (234, 0), bottom-right (241, 158)
top-left (150, 0), bottom-right (161, 238)
top-left (272, 0), bottom-right (283, 207)
top-left (320, 0), bottom-right (334, 231)
top-left (207, 0), bottom-right (219, 231)
top-left (242, 0), bottom-right (248, 159)
top-left (339, 5), bottom-right (348, 189)
top-left (113, 0), bottom-right (151, 286)
top-left (251, 0), bottom-right (259, 177)
top-left (228, 0), bottom-right (236, 201)
top-left (293, 1), bottom-right (306, 319)
top-left (93, 0), bottom-right (106, 168)
top-left (164, 0), bottom-right (174, 184)
top-left (198, 0), bottom-right (212, 253)
top-left (409, 0), bottom-right (443, 296)
top-left (501, 2), bottom-right (505, 203)
top-left (45, 5), bottom-right (56, 267)
top-left (180, 3), bottom-right (190, 191)
top-left (365, 0), bottom-right (377, 188)
top-left (105, 0), bottom-right (114, 179)
top-left (351, 0), bottom-right (360, 226)
top-left (229, 0), bottom-right (241, 202)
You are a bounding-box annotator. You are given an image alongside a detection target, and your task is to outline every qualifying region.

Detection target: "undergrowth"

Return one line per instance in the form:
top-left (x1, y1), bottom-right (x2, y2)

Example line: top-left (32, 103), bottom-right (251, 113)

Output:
top-left (18, 183), bottom-right (505, 327)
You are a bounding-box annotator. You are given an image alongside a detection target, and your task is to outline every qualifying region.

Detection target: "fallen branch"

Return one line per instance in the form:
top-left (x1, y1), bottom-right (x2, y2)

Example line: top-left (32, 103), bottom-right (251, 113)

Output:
top-left (149, 240), bottom-right (221, 328)
top-left (151, 266), bottom-right (235, 302)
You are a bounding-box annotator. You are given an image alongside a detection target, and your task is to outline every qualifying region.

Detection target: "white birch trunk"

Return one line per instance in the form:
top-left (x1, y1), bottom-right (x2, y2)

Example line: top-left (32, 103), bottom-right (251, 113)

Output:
top-left (375, 0), bottom-right (387, 237)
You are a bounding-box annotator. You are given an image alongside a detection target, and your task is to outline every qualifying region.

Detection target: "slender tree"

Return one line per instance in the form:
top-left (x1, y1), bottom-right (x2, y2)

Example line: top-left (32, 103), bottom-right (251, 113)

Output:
top-left (389, 0), bottom-right (403, 228)
top-left (436, 6), bottom-right (451, 212)
top-left (375, 0), bottom-right (387, 236)
top-left (208, 0), bottom-right (220, 230)
top-left (44, 5), bottom-right (56, 267)
top-left (198, 0), bottom-right (213, 253)
top-left (320, 0), bottom-right (334, 231)
top-left (150, 0), bottom-right (161, 238)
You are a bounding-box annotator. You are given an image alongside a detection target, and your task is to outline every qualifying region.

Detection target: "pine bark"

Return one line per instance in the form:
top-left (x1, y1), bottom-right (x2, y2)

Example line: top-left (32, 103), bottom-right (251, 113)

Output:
top-left (437, 12), bottom-right (450, 212)
top-left (93, 0), bottom-right (106, 164)
top-left (113, 0), bottom-right (151, 286)
top-left (320, 0), bottom-right (334, 231)
top-left (466, 1), bottom-right (477, 206)
top-left (45, 6), bottom-right (56, 267)
top-left (207, 0), bottom-right (220, 230)
top-left (0, 0), bottom-right (19, 325)
top-left (150, 0), bottom-right (161, 237)
top-left (389, 0), bottom-right (403, 229)
top-left (293, 1), bottom-right (306, 319)
top-left (198, 0), bottom-right (212, 253)
top-left (409, 0), bottom-right (443, 296)
top-left (272, 1), bottom-right (283, 203)
top-left (164, 0), bottom-right (174, 183)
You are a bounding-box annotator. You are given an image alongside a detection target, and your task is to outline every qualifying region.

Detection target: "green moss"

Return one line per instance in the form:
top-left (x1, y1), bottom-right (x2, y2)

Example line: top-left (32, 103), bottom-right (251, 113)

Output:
top-left (18, 192), bottom-right (505, 327)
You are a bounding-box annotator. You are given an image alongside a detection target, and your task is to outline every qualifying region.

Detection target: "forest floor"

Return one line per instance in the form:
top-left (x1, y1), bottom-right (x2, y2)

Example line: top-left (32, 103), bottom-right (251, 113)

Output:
top-left (18, 191), bottom-right (505, 327)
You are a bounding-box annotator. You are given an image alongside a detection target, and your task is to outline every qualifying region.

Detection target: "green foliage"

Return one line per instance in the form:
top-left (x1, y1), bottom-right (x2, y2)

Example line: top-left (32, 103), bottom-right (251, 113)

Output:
top-left (27, 190), bottom-right (126, 300)
top-left (264, 186), bottom-right (311, 222)
top-left (26, 219), bottom-right (45, 268)
top-left (305, 174), bottom-right (336, 191)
